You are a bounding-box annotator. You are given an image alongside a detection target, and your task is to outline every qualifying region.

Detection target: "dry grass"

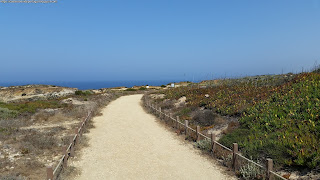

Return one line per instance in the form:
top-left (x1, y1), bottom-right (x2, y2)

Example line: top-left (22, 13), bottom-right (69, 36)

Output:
top-left (0, 92), bottom-right (119, 179)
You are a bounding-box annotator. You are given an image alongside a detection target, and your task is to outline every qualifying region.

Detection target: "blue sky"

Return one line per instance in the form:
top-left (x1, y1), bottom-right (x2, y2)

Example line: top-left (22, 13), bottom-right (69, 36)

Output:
top-left (0, 0), bottom-right (320, 82)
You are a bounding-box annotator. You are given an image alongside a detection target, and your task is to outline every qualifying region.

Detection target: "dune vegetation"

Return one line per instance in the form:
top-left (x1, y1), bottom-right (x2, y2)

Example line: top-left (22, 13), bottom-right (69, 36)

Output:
top-left (160, 72), bottom-right (320, 170)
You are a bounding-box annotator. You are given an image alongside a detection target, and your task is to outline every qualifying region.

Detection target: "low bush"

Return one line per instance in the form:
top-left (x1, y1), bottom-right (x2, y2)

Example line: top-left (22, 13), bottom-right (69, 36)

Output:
top-left (192, 110), bottom-right (218, 126)
top-left (176, 107), bottom-right (192, 119)
top-left (160, 99), bottom-right (174, 109)
top-left (239, 162), bottom-right (263, 180)
top-left (195, 138), bottom-right (211, 151)
top-left (125, 88), bottom-right (137, 91)
top-left (0, 127), bottom-right (15, 136)
top-left (23, 132), bottom-right (57, 150)
top-left (0, 100), bottom-right (67, 114)
top-left (0, 107), bottom-right (18, 119)
top-left (75, 90), bottom-right (93, 96)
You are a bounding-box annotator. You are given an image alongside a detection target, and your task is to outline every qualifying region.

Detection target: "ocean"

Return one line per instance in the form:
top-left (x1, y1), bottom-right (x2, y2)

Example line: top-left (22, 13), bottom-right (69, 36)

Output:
top-left (0, 80), bottom-right (181, 90)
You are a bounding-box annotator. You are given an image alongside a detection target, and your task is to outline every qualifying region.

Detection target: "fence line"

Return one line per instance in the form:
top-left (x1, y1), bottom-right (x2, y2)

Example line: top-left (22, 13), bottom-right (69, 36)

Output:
top-left (46, 111), bottom-right (92, 180)
top-left (144, 96), bottom-right (286, 180)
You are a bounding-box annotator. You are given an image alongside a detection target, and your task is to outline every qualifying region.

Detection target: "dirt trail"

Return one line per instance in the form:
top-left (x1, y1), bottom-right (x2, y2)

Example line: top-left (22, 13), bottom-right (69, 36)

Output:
top-left (71, 94), bottom-right (235, 180)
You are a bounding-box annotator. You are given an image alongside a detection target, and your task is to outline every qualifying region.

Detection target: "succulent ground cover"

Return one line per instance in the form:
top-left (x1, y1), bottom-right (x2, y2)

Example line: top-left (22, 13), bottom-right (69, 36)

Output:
top-left (159, 73), bottom-right (320, 170)
top-left (165, 83), bottom-right (280, 117)
top-left (220, 73), bottom-right (320, 169)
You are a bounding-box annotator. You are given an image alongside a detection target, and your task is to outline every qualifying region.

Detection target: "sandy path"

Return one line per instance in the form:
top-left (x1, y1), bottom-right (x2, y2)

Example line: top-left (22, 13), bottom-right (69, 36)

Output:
top-left (71, 94), bottom-right (235, 180)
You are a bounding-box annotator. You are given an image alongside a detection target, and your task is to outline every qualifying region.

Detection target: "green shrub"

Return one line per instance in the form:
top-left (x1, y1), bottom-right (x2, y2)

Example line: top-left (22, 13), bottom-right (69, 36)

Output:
top-left (221, 154), bottom-right (232, 167)
top-left (219, 128), bottom-right (250, 148)
top-left (139, 87), bottom-right (147, 90)
top-left (161, 85), bottom-right (166, 88)
top-left (195, 138), bottom-right (211, 151)
top-left (75, 90), bottom-right (82, 95)
top-left (0, 127), bottom-right (15, 135)
top-left (75, 90), bottom-right (93, 96)
top-left (0, 107), bottom-right (18, 119)
top-left (177, 107), bottom-right (192, 116)
top-left (192, 110), bottom-right (218, 126)
top-left (125, 88), bottom-right (137, 91)
top-left (239, 162), bottom-right (263, 180)
top-left (0, 100), bottom-right (66, 114)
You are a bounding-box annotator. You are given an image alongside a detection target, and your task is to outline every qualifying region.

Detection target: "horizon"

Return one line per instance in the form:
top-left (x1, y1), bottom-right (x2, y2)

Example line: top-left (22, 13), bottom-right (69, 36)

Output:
top-left (0, 70), bottom-right (306, 90)
top-left (1, 0), bottom-right (320, 81)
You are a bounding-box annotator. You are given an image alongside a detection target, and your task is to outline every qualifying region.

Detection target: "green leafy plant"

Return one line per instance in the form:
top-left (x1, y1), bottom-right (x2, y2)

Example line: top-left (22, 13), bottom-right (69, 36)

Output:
top-left (75, 90), bottom-right (93, 96)
top-left (157, 72), bottom-right (320, 169)
top-left (139, 87), bottom-right (147, 90)
top-left (0, 100), bottom-right (66, 114)
top-left (221, 73), bottom-right (320, 168)
top-left (125, 88), bottom-right (137, 91)
top-left (0, 107), bottom-right (18, 119)
top-left (195, 138), bottom-right (211, 151)
top-left (239, 162), bottom-right (263, 180)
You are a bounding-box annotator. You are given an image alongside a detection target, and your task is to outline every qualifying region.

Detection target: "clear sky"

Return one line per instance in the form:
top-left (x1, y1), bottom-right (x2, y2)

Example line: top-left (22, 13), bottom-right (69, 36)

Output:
top-left (1, 0), bottom-right (320, 82)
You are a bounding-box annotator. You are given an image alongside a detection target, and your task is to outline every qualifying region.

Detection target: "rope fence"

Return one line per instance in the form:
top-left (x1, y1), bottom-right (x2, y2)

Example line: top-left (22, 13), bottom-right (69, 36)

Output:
top-left (144, 96), bottom-right (287, 180)
top-left (46, 111), bottom-right (92, 180)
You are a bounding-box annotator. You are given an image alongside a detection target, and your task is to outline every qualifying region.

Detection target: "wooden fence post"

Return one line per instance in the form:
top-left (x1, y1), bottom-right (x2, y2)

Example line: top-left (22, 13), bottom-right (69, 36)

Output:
top-left (176, 116), bottom-right (180, 129)
top-left (159, 107), bottom-right (162, 119)
top-left (232, 143), bottom-right (238, 170)
top-left (70, 144), bottom-right (75, 157)
top-left (185, 120), bottom-right (188, 135)
top-left (62, 146), bottom-right (68, 168)
top-left (46, 166), bottom-right (53, 180)
top-left (74, 128), bottom-right (78, 144)
top-left (266, 158), bottom-right (273, 180)
top-left (78, 123), bottom-right (82, 136)
top-left (196, 126), bottom-right (200, 142)
top-left (211, 133), bottom-right (216, 152)
top-left (166, 113), bottom-right (169, 123)
top-left (82, 121), bottom-right (85, 130)
top-left (78, 126), bottom-right (82, 143)
top-left (70, 137), bottom-right (75, 157)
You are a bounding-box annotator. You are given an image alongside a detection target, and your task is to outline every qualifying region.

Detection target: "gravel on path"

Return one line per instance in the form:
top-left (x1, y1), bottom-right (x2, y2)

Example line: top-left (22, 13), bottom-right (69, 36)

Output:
top-left (71, 94), bottom-right (235, 180)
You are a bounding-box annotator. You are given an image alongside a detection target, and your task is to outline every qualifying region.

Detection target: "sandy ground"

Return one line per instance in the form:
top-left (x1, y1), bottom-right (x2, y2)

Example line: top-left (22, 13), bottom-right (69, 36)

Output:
top-left (70, 94), bottom-right (235, 180)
